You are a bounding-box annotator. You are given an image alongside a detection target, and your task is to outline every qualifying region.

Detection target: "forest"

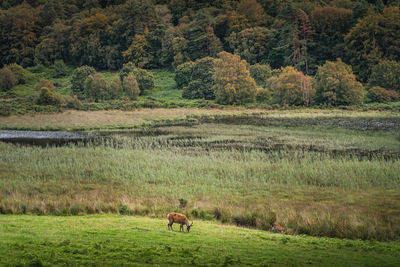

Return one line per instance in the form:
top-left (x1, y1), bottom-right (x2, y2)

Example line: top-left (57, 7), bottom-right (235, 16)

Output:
top-left (0, 0), bottom-right (400, 113)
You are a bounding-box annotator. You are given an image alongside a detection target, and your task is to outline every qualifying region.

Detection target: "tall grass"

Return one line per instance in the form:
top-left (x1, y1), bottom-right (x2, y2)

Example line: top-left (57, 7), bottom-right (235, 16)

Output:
top-left (1, 132), bottom-right (399, 240)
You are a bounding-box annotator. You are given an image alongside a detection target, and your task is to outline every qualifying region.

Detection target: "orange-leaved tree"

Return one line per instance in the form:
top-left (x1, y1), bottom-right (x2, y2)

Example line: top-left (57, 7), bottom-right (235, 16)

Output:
top-left (213, 52), bottom-right (256, 105)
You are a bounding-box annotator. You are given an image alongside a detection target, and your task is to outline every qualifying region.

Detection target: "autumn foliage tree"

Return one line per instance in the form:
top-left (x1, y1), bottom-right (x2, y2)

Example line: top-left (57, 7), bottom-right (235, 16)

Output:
top-left (267, 66), bottom-right (314, 106)
top-left (314, 59), bottom-right (364, 106)
top-left (213, 52), bottom-right (257, 105)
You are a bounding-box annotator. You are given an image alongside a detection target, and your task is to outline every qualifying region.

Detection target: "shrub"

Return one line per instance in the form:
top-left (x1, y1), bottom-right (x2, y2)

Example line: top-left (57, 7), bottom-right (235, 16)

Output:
top-left (123, 73), bottom-right (140, 99)
top-left (53, 60), bottom-right (68, 78)
top-left (0, 67), bottom-right (17, 91)
top-left (249, 63), bottom-right (272, 86)
top-left (182, 57), bottom-right (215, 100)
top-left (369, 60), bottom-right (400, 93)
top-left (315, 59), bottom-right (364, 106)
top-left (35, 78), bottom-right (55, 91)
top-left (119, 62), bottom-right (154, 94)
top-left (267, 66), bottom-right (314, 106)
top-left (7, 63), bottom-right (27, 84)
top-left (367, 86), bottom-right (399, 103)
top-left (213, 52), bottom-right (257, 105)
top-left (65, 94), bottom-right (82, 109)
top-left (255, 87), bottom-right (271, 102)
top-left (174, 61), bottom-right (195, 89)
top-left (71, 65), bottom-right (96, 94)
top-left (36, 87), bottom-right (63, 106)
top-left (110, 75), bottom-right (123, 99)
top-left (84, 73), bottom-right (110, 101)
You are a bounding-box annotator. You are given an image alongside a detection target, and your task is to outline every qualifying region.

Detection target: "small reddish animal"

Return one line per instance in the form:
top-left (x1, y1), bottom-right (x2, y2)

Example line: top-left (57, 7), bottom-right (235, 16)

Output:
top-left (271, 222), bottom-right (285, 234)
top-left (167, 212), bottom-right (193, 232)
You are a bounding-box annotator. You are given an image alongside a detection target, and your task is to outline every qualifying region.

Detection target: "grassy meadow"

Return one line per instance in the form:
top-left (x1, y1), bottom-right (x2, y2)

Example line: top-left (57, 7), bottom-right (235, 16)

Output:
top-left (1, 215), bottom-right (400, 266)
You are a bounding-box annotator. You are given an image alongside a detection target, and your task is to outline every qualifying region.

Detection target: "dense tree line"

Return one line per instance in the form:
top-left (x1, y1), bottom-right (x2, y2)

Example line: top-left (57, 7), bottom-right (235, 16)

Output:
top-left (1, 0), bottom-right (400, 106)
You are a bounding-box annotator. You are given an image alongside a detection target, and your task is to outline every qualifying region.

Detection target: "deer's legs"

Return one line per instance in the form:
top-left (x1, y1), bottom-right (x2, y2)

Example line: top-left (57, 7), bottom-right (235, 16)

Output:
top-left (168, 222), bottom-right (173, 230)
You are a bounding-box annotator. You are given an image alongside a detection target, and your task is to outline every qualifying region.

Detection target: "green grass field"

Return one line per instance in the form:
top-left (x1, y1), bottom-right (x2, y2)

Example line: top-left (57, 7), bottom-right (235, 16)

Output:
top-left (1, 215), bottom-right (399, 266)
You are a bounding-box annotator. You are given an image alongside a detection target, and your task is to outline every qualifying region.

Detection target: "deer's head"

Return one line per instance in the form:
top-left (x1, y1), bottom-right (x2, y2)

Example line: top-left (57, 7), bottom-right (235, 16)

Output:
top-left (187, 222), bottom-right (193, 232)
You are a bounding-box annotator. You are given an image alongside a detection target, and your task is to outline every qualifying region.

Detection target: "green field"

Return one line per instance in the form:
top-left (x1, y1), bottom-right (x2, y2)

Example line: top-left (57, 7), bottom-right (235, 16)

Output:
top-left (1, 215), bottom-right (399, 266)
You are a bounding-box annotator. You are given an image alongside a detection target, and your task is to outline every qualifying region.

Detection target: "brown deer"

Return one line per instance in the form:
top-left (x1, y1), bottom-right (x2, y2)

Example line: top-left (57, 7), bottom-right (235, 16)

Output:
top-left (271, 222), bottom-right (285, 233)
top-left (167, 212), bottom-right (193, 232)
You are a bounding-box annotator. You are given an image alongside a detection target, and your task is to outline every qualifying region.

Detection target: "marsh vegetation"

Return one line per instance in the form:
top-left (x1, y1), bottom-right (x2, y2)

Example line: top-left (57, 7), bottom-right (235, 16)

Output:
top-left (1, 112), bottom-right (399, 241)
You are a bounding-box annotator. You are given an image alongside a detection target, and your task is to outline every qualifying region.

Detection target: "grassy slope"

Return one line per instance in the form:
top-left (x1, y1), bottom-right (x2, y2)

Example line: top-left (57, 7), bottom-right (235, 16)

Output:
top-left (0, 215), bottom-right (399, 266)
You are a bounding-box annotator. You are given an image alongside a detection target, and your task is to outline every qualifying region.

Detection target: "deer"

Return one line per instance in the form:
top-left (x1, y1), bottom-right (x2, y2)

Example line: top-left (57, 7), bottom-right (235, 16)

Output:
top-left (167, 212), bottom-right (193, 232)
top-left (271, 222), bottom-right (285, 234)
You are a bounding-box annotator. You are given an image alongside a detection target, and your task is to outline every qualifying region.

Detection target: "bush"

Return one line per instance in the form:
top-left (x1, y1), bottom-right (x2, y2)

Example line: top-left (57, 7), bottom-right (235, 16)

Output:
top-left (123, 73), bottom-right (140, 99)
top-left (315, 59), bottom-right (364, 106)
top-left (110, 75), bottom-right (123, 99)
top-left (35, 78), bottom-right (55, 91)
top-left (213, 52), bottom-right (257, 105)
top-left (367, 86), bottom-right (399, 103)
top-left (36, 87), bottom-right (63, 106)
top-left (174, 61), bottom-right (195, 89)
top-left (0, 67), bottom-right (17, 91)
top-left (267, 66), bottom-right (315, 106)
top-left (53, 60), bottom-right (68, 78)
top-left (84, 73), bottom-right (111, 101)
top-left (182, 57), bottom-right (215, 100)
top-left (7, 63), bottom-right (27, 84)
top-left (249, 63), bottom-right (272, 86)
top-left (119, 62), bottom-right (154, 95)
top-left (71, 65), bottom-right (96, 94)
top-left (369, 60), bottom-right (400, 92)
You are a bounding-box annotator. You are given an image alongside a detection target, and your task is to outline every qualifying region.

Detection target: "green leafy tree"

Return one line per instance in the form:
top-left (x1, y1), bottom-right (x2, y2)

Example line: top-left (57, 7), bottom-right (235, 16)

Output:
top-left (213, 51), bottom-right (257, 105)
top-left (184, 11), bottom-right (222, 61)
top-left (123, 73), bottom-right (140, 99)
top-left (119, 62), bottom-right (154, 95)
top-left (311, 7), bottom-right (353, 66)
top-left (71, 65), bottom-right (96, 94)
top-left (174, 61), bottom-right (195, 89)
top-left (228, 27), bottom-right (275, 64)
top-left (123, 33), bottom-right (152, 68)
top-left (84, 73), bottom-right (111, 101)
top-left (345, 7), bottom-right (400, 81)
top-left (369, 60), bottom-right (400, 93)
top-left (267, 66), bottom-right (314, 106)
top-left (172, 37), bottom-right (190, 68)
top-left (53, 60), bottom-right (68, 78)
top-left (315, 59), bottom-right (364, 106)
top-left (249, 63), bottom-right (272, 86)
top-left (182, 57), bottom-right (215, 100)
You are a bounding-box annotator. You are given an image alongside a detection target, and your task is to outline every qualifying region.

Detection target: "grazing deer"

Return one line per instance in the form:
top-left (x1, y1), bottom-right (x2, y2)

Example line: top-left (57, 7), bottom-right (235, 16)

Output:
top-left (271, 222), bottom-right (285, 234)
top-left (167, 212), bottom-right (193, 232)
